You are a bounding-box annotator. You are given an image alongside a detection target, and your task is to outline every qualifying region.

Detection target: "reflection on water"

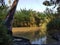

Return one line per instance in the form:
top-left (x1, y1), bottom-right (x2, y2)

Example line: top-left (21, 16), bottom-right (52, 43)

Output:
top-left (32, 36), bottom-right (46, 44)
top-left (13, 29), bottom-right (46, 44)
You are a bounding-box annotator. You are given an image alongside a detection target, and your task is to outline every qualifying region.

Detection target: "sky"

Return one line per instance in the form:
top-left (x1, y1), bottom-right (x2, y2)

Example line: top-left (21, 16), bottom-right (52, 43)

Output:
top-left (5, 0), bottom-right (56, 12)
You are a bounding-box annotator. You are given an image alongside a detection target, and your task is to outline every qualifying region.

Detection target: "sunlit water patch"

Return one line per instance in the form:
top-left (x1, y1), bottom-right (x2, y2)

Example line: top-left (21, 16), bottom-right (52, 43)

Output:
top-left (32, 36), bottom-right (46, 44)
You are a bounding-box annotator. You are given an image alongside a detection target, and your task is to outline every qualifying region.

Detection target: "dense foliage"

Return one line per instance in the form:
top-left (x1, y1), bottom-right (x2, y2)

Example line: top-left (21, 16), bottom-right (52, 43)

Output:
top-left (43, 0), bottom-right (60, 33)
top-left (0, 23), bottom-right (13, 45)
top-left (0, 0), bottom-right (60, 44)
top-left (0, 7), bottom-right (55, 27)
top-left (13, 9), bottom-right (49, 27)
top-left (47, 18), bottom-right (60, 32)
top-left (43, 0), bottom-right (60, 42)
top-left (0, 2), bottom-right (13, 45)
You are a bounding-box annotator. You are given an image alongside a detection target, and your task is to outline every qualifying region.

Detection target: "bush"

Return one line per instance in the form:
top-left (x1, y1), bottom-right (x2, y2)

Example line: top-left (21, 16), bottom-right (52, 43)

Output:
top-left (0, 23), bottom-right (13, 45)
top-left (47, 18), bottom-right (60, 35)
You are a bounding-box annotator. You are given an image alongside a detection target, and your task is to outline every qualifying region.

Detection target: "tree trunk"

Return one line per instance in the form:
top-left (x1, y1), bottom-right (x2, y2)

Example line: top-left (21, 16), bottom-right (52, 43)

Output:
top-left (4, 0), bottom-right (19, 34)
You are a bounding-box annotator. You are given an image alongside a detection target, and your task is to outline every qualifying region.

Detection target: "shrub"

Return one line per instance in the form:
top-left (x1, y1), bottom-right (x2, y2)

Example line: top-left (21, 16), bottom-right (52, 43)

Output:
top-left (47, 18), bottom-right (60, 35)
top-left (0, 23), bottom-right (13, 45)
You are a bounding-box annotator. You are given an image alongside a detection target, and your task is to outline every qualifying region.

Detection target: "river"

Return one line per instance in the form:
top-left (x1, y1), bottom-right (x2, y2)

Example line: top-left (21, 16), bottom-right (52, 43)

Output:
top-left (13, 27), bottom-right (46, 44)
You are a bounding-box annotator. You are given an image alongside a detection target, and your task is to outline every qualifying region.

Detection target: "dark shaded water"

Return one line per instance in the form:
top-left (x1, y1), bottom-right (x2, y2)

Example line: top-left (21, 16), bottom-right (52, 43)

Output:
top-left (13, 36), bottom-right (46, 45)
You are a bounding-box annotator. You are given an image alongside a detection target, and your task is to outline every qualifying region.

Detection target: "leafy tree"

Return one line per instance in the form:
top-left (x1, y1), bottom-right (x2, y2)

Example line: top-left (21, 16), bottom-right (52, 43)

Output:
top-left (47, 18), bottom-right (60, 41)
top-left (43, 0), bottom-right (60, 7)
top-left (0, 4), bottom-right (12, 45)
top-left (43, 0), bottom-right (60, 13)
top-left (43, 0), bottom-right (60, 42)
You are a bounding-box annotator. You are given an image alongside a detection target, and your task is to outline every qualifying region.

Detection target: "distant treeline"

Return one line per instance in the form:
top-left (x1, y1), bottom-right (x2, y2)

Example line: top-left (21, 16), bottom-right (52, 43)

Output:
top-left (13, 8), bottom-right (60, 27)
top-left (13, 9), bottom-right (47, 27)
top-left (0, 0), bottom-right (59, 27)
top-left (0, 6), bottom-right (57, 27)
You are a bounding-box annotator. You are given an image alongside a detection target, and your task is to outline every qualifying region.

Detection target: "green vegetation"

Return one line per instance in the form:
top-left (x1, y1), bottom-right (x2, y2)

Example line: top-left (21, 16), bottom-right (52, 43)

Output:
top-left (0, 23), bottom-right (13, 45)
top-left (0, 2), bottom-right (13, 45)
top-left (0, 8), bottom-right (49, 27)
top-left (0, 0), bottom-right (60, 44)
top-left (43, 0), bottom-right (60, 43)
top-left (13, 9), bottom-right (51, 27)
